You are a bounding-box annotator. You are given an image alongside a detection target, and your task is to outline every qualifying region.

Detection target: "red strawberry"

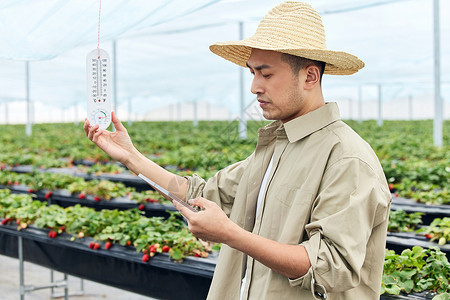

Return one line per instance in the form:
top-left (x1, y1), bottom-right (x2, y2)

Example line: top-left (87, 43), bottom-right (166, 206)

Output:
top-left (424, 233), bottom-right (433, 239)
top-left (149, 246), bottom-right (157, 253)
top-left (28, 188), bottom-right (34, 193)
top-left (142, 249), bottom-right (148, 254)
top-left (93, 243), bottom-right (100, 250)
top-left (105, 242), bottom-right (112, 250)
top-left (93, 196), bottom-right (101, 202)
top-left (89, 241), bottom-right (95, 249)
top-left (78, 193), bottom-right (86, 199)
top-left (142, 254), bottom-right (150, 262)
top-left (1, 218), bottom-right (11, 225)
top-left (388, 183), bottom-right (394, 191)
top-left (48, 230), bottom-right (57, 238)
top-left (45, 191), bottom-right (53, 199)
top-left (7, 181), bottom-right (12, 186)
top-left (126, 240), bottom-right (131, 246)
top-left (194, 253), bottom-right (200, 257)
top-left (14, 181), bottom-right (19, 185)
top-left (162, 245), bottom-right (170, 253)
top-left (58, 226), bottom-right (65, 233)
top-left (138, 204), bottom-right (145, 211)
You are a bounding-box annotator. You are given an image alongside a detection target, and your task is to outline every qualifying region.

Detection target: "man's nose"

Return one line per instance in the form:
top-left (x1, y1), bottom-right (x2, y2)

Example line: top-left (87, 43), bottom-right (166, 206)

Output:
top-left (250, 77), bottom-right (264, 95)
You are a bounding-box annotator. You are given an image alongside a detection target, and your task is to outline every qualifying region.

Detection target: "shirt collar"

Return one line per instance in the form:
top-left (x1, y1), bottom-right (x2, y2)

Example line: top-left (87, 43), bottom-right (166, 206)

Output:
top-left (283, 102), bottom-right (341, 143)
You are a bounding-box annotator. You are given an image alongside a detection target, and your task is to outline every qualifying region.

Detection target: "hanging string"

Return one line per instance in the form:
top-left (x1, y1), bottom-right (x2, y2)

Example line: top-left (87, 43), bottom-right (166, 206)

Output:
top-left (97, 0), bottom-right (102, 59)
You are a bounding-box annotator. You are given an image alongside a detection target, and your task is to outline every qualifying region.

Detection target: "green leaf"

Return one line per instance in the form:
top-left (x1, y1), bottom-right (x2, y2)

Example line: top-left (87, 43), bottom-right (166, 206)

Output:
top-left (384, 285), bottom-right (401, 295)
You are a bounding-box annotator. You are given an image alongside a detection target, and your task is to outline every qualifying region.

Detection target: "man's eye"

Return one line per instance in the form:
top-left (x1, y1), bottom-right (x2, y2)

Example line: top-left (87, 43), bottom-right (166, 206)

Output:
top-left (262, 74), bottom-right (271, 78)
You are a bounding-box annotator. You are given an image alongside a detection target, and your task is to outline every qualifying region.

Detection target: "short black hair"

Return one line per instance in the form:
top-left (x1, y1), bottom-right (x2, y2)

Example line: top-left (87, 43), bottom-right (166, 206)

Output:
top-left (281, 53), bottom-right (326, 83)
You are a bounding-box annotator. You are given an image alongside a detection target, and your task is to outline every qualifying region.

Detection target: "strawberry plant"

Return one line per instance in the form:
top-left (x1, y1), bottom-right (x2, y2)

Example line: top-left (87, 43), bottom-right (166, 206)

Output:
top-left (80, 163), bottom-right (127, 175)
top-left (1, 120), bottom-right (448, 206)
top-left (0, 189), bottom-right (213, 261)
top-left (388, 209), bottom-right (423, 232)
top-left (382, 246), bottom-right (449, 298)
top-left (416, 218), bottom-right (450, 246)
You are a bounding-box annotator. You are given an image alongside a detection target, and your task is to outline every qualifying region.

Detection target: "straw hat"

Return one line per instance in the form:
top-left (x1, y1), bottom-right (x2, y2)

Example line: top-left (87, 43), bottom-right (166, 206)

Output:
top-left (210, 1), bottom-right (364, 75)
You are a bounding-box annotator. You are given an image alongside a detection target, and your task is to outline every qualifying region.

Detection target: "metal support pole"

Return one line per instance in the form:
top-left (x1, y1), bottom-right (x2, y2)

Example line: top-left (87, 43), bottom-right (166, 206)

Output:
top-left (206, 101), bottom-right (211, 121)
top-left (377, 84), bottom-right (383, 126)
top-left (74, 103), bottom-right (79, 126)
top-left (19, 236), bottom-right (25, 300)
top-left (193, 100), bottom-right (198, 127)
top-left (349, 98), bottom-right (353, 120)
top-left (358, 86), bottom-right (363, 123)
top-left (51, 270), bottom-right (54, 296)
top-left (25, 61), bottom-right (32, 136)
top-left (238, 21), bottom-right (247, 139)
top-left (433, 0), bottom-right (442, 147)
top-left (408, 95), bottom-right (413, 120)
top-left (64, 273), bottom-right (69, 300)
top-left (4, 102), bottom-right (8, 124)
top-left (128, 98), bottom-right (133, 126)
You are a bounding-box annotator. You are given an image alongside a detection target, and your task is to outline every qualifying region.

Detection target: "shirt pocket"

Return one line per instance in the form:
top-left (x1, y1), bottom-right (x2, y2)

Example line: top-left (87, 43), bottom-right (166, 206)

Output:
top-left (265, 186), bottom-right (314, 244)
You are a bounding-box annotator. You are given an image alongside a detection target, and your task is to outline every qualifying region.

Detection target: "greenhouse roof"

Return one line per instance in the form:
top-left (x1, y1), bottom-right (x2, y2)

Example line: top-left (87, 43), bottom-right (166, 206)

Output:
top-left (0, 0), bottom-right (449, 120)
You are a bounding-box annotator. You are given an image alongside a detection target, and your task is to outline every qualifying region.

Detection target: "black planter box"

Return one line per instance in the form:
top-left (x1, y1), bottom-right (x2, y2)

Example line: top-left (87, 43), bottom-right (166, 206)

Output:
top-left (380, 291), bottom-right (440, 299)
top-left (386, 232), bottom-right (450, 255)
top-left (10, 165), bottom-right (154, 191)
top-left (0, 224), bottom-right (215, 300)
top-left (391, 197), bottom-right (450, 225)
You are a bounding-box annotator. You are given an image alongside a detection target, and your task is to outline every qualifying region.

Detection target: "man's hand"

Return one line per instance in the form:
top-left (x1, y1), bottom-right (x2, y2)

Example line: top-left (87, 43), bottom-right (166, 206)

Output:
top-left (172, 197), bottom-right (240, 244)
top-left (84, 111), bottom-right (135, 165)
top-left (173, 196), bottom-right (311, 279)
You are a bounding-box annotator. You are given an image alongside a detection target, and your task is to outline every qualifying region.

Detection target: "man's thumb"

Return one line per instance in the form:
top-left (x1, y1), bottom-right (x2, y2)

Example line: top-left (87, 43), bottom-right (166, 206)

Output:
top-left (111, 111), bottom-right (126, 131)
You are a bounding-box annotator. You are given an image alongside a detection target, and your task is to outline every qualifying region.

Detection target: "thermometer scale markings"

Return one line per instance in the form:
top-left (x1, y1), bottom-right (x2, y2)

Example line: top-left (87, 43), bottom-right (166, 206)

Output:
top-left (96, 57), bottom-right (101, 102)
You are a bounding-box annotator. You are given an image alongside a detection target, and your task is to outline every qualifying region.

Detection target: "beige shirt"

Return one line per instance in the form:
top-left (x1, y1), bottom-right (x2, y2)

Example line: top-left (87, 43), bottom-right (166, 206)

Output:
top-left (187, 102), bottom-right (392, 300)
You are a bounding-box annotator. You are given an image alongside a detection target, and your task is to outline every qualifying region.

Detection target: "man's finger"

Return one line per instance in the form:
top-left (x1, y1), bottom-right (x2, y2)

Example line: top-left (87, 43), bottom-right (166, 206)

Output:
top-left (88, 124), bottom-right (100, 141)
top-left (188, 197), bottom-right (208, 209)
top-left (172, 200), bottom-right (196, 219)
top-left (92, 128), bottom-right (105, 144)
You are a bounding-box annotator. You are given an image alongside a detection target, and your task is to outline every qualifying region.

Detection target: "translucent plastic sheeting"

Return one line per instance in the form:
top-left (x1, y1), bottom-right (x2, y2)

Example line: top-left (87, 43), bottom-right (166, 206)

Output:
top-left (0, 0), bottom-right (220, 60)
top-left (0, 0), bottom-right (449, 121)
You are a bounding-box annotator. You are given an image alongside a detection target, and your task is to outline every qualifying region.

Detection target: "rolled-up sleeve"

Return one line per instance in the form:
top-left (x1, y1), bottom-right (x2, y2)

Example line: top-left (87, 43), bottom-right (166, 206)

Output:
top-left (290, 157), bottom-right (391, 295)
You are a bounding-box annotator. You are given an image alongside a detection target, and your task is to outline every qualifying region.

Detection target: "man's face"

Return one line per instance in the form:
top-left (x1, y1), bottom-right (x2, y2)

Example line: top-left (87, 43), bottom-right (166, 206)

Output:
top-left (247, 49), bottom-right (307, 123)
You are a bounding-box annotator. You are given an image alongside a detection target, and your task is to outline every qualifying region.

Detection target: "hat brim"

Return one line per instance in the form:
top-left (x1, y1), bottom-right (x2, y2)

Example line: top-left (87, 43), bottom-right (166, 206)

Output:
top-left (210, 39), bottom-right (365, 75)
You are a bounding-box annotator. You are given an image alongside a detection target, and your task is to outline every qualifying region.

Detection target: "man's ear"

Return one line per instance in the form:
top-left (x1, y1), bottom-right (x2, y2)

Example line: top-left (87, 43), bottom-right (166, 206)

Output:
top-left (304, 65), bottom-right (321, 90)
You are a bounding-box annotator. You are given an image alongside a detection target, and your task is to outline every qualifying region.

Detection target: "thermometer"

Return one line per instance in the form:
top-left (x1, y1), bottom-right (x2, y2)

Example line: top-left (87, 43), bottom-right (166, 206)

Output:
top-left (86, 48), bottom-right (112, 130)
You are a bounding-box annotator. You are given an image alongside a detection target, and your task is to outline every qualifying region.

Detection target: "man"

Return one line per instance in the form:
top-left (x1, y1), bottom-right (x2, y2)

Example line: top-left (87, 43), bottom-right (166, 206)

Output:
top-left (85, 2), bottom-right (391, 299)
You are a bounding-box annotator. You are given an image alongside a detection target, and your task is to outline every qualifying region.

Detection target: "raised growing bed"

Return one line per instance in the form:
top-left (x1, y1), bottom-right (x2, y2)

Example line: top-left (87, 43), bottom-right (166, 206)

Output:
top-left (9, 165), bottom-right (150, 191)
top-left (1, 184), bottom-right (177, 219)
top-left (391, 197), bottom-right (450, 225)
top-left (386, 232), bottom-right (450, 255)
top-left (380, 291), bottom-right (441, 299)
top-left (0, 224), bottom-right (215, 300)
